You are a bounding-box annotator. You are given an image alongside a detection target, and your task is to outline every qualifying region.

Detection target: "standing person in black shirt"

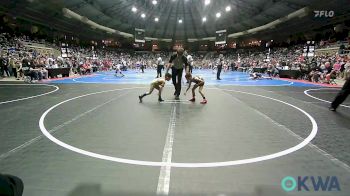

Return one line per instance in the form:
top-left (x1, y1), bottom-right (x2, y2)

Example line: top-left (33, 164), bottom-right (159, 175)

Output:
top-left (329, 77), bottom-right (350, 111)
top-left (217, 54), bottom-right (223, 80)
top-left (140, 61), bottom-right (145, 73)
top-left (0, 54), bottom-right (10, 77)
top-left (231, 61), bottom-right (236, 71)
top-left (0, 55), bottom-right (4, 78)
top-left (166, 48), bottom-right (189, 100)
top-left (156, 56), bottom-right (164, 78)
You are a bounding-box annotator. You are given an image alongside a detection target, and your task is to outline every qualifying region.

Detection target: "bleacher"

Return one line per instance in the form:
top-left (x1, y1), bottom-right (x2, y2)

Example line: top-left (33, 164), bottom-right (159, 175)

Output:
top-left (20, 40), bottom-right (61, 57)
top-left (315, 41), bottom-right (349, 56)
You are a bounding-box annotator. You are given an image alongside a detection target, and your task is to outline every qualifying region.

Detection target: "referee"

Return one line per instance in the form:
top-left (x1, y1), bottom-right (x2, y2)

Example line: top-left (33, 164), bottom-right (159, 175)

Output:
top-left (166, 48), bottom-right (189, 100)
top-left (187, 53), bottom-right (193, 73)
top-left (329, 77), bottom-right (350, 111)
top-left (156, 56), bottom-right (164, 78)
top-left (217, 54), bottom-right (224, 80)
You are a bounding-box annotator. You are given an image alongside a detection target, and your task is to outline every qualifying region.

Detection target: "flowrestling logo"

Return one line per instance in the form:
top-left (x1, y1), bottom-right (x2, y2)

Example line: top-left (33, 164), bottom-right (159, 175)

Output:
top-left (314, 10), bottom-right (334, 18)
top-left (281, 176), bottom-right (341, 192)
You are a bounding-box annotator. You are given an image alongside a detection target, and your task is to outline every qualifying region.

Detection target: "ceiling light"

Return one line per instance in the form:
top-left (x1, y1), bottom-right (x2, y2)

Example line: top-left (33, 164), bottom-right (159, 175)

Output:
top-left (131, 7), bottom-right (137, 12)
top-left (202, 17), bottom-right (207, 22)
top-left (152, 0), bottom-right (157, 5)
top-left (178, 19), bottom-right (183, 23)
top-left (216, 12), bottom-right (221, 18)
top-left (155, 17), bottom-right (159, 22)
top-left (141, 13), bottom-right (146, 18)
top-left (225, 6), bottom-right (231, 12)
top-left (204, 0), bottom-right (210, 6)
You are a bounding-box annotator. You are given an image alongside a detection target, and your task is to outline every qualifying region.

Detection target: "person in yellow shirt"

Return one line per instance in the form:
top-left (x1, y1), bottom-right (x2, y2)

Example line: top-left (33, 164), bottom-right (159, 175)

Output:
top-left (139, 73), bottom-right (172, 103)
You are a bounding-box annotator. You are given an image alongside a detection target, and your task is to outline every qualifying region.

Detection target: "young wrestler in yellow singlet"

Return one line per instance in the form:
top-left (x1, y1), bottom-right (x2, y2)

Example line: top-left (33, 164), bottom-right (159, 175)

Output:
top-left (139, 73), bottom-right (172, 103)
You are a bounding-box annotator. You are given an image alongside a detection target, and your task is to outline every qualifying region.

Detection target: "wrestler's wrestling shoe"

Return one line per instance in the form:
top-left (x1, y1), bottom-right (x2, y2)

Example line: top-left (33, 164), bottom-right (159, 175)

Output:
top-left (138, 96), bottom-right (143, 103)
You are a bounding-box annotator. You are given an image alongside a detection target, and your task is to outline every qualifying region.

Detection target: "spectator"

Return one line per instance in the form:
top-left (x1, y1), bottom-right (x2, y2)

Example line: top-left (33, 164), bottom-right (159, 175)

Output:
top-left (9, 56), bottom-right (17, 78)
top-left (0, 54), bottom-right (10, 77)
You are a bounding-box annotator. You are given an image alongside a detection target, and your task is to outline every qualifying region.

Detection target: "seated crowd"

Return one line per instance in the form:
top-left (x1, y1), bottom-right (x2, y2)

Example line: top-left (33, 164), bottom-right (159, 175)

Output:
top-left (1, 31), bottom-right (349, 84)
top-left (204, 44), bottom-right (350, 84)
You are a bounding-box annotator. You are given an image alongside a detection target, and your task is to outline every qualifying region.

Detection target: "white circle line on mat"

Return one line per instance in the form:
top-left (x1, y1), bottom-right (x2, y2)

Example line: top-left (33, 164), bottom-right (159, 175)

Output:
top-left (39, 87), bottom-right (317, 168)
top-left (304, 88), bottom-right (349, 108)
top-left (0, 84), bottom-right (59, 105)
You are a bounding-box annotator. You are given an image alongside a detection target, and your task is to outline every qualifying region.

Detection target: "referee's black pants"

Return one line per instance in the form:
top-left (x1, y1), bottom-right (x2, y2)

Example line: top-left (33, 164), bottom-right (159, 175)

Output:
top-left (157, 65), bottom-right (162, 77)
top-left (217, 66), bottom-right (222, 79)
top-left (331, 77), bottom-right (350, 109)
top-left (172, 67), bottom-right (183, 96)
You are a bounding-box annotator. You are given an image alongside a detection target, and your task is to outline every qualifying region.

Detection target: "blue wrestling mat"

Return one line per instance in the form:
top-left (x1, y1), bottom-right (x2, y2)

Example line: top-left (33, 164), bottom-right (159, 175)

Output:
top-left (49, 69), bottom-right (321, 87)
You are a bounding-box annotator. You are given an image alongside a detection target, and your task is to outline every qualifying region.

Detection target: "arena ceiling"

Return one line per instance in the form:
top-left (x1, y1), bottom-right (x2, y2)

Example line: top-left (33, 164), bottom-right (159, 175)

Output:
top-left (1, 0), bottom-right (350, 41)
top-left (63, 0), bottom-right (318, 39)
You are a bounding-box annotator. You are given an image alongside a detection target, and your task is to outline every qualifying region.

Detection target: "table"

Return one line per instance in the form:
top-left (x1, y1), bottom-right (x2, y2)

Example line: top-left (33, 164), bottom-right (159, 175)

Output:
top-left (252, 67), bottom-right (267, 73)
top-left (278, 70), bottom-right (301, 79)
top-left (92, 66), bottom-right (98, 72)
top-left (237, 67), bottom-right (247, 72)
top-left (47, 68), bottom-right (70, 78)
